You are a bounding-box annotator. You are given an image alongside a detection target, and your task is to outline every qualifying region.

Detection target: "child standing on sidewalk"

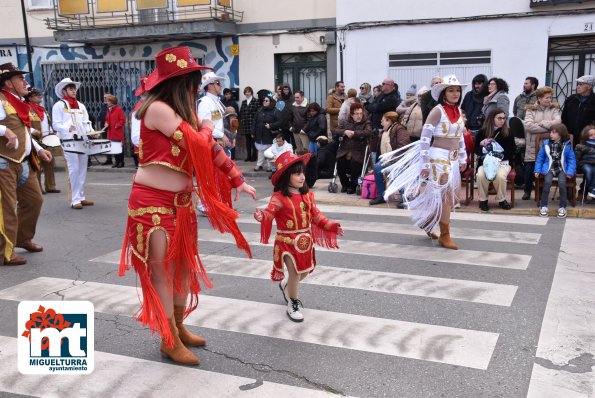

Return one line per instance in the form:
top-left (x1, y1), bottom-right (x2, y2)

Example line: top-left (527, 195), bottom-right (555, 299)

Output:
top-left (534, 123), bottom-right (576, 218)
top-left (254, 151), bottom-right (343, 322)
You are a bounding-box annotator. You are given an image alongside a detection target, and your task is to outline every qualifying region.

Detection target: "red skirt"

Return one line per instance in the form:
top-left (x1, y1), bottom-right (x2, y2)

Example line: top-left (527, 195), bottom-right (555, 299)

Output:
top-left (271, 229), bottom-right (316, 281)
top-left (119, 182), bottom-right (212, 347)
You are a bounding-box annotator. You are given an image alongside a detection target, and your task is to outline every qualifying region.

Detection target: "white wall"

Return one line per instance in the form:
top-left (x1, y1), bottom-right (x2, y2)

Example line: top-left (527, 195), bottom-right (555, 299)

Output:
top-left (239, 33), bottom-right (328, 99)
top-left (341, 13), bottom-right (595, 114)
top-left (238, 0), bottom-right (335, 24)
top-left (337, 0), bottom-right (594, 24)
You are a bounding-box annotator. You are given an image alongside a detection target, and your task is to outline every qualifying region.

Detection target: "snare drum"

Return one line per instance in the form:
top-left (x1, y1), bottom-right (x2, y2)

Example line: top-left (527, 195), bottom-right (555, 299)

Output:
top-left (41, 134), bottom-right (61, 148)
top-left (107, 140), bottom-right (123, 155)
top-left (87, 139), bottom-right (111, 155)
top-left (61, 139), bottom-right (87, 154)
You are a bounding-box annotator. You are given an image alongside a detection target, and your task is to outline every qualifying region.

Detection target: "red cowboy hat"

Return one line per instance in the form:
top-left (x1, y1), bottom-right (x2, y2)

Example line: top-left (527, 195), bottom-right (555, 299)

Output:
top-left (144, 47), bottom-right (213, 91)
top-left (134, 75), bottom-right (149, 96)
top-left (271, 151), bottom-right (312, 186)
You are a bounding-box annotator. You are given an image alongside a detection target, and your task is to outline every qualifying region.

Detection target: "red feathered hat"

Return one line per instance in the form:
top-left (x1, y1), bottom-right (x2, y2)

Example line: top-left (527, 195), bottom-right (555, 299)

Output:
top-left (271, 151), bottom-right (312, 186)
top-left (144, 46), bottom-right (213, 91)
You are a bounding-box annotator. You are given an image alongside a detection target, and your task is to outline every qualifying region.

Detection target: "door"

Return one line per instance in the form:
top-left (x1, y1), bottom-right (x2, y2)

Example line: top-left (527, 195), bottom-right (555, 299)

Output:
top-left (547, 35), bottom-right (595, 104)
top-left (277, 53), bottom-right (327, 106)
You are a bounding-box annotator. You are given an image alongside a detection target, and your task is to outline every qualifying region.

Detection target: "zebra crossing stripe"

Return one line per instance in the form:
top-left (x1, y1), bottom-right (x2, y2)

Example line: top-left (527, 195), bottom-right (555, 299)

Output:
top-left (0, 277), bottom-right (499, 370)
top-left (257, 201), bottom-right (548, 226)
top-left (236, 216), bottom-right (541, 244)
top-left (197, 230), bottom-right (532, 270)
top-left (90, 252), bottom-right (517, 306)
top-left (0, 335), bottom-right (347, 397)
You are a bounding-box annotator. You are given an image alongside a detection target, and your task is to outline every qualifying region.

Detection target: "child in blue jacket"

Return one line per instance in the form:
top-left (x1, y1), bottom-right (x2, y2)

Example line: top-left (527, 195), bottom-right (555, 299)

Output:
top-left (534, 123), bottom-right (576, 218)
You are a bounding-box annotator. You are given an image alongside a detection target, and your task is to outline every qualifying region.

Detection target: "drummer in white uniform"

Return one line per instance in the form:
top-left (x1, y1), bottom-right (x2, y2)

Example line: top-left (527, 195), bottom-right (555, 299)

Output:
top-left (196, 71), bottom-right (228, 215)
top-left (25, 88), bottom-right (61, 194)
top-left (198, 71), bottom-right (229, 152)
top-left (51, 78), bottom-right (94, 209)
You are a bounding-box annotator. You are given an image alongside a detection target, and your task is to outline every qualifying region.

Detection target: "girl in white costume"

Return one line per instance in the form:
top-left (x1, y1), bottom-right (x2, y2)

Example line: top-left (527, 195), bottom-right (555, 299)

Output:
top-left (380, 75), bottom-right (468, 250)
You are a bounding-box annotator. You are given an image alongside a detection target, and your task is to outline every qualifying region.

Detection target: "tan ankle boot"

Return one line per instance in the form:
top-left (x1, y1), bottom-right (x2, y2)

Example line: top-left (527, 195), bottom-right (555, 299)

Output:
top-left (160, 317), bottom-right (199, 365)
top-left (438, 222), bottom-right (458, 250)
top-left (174, 305), bottom-right (206, 346)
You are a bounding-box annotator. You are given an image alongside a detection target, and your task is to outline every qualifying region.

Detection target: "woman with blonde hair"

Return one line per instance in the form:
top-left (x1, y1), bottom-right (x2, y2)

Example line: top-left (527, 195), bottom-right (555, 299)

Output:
top-left (522, 86), bottom-right (561, 200)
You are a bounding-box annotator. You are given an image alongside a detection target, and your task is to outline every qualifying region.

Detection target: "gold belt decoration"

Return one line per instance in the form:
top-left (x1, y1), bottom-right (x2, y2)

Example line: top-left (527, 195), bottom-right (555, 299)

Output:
top-left (128, 206), bottom-right (175, 217)
top-left (174, 191), bottom-right (193, 208)
top-left (276, 228), bottom-right (309, 234)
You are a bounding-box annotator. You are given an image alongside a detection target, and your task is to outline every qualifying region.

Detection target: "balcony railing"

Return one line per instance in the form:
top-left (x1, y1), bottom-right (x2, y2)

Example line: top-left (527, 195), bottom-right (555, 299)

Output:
top-left (45, 0), bottom-right (242, 31)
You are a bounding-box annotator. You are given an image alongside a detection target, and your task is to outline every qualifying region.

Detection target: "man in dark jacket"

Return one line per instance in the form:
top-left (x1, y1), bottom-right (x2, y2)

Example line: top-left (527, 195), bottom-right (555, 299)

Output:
top-left (222, 88), bottom-right (239, 114)
top-left (365, 78), bottom-right (400, 163)
top-left (290, 90), bottom-right (309, 151)
top-left (461, 74), bottom-right (488, 134)
top-left (562, 75), bottom-right (595, 146)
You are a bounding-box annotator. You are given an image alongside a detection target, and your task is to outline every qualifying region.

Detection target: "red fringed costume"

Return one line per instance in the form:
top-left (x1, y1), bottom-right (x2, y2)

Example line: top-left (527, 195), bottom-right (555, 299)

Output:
top-left (260, 191), bottom-right (340, 281)
top-left (119, 118), bottom-right (250, 347)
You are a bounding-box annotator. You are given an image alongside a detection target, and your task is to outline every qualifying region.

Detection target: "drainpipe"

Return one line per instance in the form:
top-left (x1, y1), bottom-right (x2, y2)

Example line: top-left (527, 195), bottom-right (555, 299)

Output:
top-left (20, 0), bottom-right (34, 83)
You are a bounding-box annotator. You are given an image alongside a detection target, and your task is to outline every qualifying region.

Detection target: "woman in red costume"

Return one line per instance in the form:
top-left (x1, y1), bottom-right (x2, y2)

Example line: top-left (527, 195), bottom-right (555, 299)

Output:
top-left (119, 47), bottom-right (256, 366)
top-left (254, 151), bottom-right (343, 322)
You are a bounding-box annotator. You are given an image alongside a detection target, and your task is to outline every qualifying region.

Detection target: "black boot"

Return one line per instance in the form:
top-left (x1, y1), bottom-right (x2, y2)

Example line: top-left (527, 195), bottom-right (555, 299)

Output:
top-left (102, 155), bottom-right (113, 166)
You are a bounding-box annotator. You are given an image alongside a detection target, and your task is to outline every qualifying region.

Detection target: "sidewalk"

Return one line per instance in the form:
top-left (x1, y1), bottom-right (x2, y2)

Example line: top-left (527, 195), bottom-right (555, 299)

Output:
top-left (56, 156), bottom-right (595, 218)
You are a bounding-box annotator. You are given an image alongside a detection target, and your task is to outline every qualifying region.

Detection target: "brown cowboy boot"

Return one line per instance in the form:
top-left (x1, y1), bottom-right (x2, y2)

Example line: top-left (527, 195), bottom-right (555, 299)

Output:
top-left (174, 305), bottom-right (206, 346)
top-left (438, 222), bottom-right (458, 250)
top-left (160, 317), bottom-right (199, 365)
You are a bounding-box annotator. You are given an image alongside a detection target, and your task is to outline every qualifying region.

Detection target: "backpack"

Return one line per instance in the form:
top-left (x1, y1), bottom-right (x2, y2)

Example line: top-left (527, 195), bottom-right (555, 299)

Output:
top-left (361, 173), bottom-right (378, 199)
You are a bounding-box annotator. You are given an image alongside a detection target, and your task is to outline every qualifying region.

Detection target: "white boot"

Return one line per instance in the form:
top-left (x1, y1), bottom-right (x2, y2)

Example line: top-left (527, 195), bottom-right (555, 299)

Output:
top-left (287, 298), bottom-right (304, 322)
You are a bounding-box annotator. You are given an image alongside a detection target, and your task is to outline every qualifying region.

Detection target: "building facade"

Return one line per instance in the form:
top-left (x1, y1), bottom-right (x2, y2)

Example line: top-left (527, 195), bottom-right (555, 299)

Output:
top-left (337, 0), bottom-right (595, 111)
top-left (1, 0), bottom-right (336, 129)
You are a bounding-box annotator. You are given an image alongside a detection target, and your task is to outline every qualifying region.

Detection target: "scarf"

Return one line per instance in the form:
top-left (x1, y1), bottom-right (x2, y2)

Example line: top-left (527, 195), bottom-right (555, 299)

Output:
top-left (1, 89), bottom-right (31, 127)
top-left (29, 102), bottom-right (45, 121)
top-left (63, 96), bottom-right (79, 110)
top-left (483, 90), bottom-right (497, 106)
top-left (442, 102), bottom-right (461, 124)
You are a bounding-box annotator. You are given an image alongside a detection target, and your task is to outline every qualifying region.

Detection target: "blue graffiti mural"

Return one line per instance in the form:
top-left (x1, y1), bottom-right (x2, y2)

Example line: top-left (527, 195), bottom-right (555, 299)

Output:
top-left (23, 37), bottom-right (240, 90)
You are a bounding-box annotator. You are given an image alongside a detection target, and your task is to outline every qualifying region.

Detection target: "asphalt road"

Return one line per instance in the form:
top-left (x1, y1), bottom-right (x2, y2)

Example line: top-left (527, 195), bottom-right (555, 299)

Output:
top-left (0, 169), bottom-right (584, 398)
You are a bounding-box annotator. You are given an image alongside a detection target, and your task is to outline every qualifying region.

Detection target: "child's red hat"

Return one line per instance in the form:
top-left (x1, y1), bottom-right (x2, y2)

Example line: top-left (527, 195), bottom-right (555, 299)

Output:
top-left (271, 151), bottom-right (311, 186)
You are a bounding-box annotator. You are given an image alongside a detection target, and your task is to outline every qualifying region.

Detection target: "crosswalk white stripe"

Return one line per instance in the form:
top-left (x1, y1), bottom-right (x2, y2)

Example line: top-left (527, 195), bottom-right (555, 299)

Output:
top-left (0, 336), bottom-right (345, 398)
top-left (236, 215), bottom-right (541, 244)
top-left (197, 230), bottom-right (532, 270)
top-left (90, 252), bottom-right (518, 306)
top-left (257, 201), bottom-right (548, 225)
top-left (0, 277), bottom-right (499, 370)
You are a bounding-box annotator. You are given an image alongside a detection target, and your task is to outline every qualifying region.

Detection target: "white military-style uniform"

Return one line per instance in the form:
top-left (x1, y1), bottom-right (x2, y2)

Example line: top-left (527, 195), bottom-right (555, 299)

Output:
top-left (197, 92), bottom-right (225, 139)
top-left (52, 99), bottom-right (91, 206)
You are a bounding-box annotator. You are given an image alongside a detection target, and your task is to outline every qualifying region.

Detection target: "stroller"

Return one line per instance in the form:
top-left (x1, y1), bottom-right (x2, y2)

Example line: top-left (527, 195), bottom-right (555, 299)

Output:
top-left (328, 143), bottom-right (372, 195)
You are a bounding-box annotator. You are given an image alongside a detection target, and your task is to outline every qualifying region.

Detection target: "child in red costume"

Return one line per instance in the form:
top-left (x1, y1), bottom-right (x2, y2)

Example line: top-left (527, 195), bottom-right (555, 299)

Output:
top-left (254, 151), bottom-right (343, 322)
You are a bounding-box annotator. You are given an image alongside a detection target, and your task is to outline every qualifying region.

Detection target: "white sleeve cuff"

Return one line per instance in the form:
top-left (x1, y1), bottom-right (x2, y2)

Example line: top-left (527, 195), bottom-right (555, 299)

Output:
top-left (0, 125), bottom-right (6, 136)
top-left (33, 139), bottom-right (42, 153)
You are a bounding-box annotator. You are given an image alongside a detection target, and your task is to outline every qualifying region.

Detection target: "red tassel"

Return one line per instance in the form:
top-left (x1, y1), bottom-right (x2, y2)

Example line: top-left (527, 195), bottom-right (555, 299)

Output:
top-left (311, 223), bottom-right (340, 249)
top-left (271, 268), bottom-right (284, 282)
top-left (131, 253), bottom-right (174, 347)
top-left (179, 121), bottom-right (252, 258)
top-left (260, 216), bottom-right (273, 244)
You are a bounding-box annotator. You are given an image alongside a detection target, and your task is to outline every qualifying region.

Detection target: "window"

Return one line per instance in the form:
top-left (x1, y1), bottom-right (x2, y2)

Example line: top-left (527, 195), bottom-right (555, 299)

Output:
top-left (388, 50), bottom-right (491, 67)
top-left (388, 50), bottom-right (492, 96)
top-left (28, 0), bottom-right (52, 9)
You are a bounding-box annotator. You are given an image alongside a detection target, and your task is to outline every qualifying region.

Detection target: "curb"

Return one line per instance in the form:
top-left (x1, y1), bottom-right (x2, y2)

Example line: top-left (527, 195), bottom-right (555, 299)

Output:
top-left (313, 197), bottom-right (595, 219)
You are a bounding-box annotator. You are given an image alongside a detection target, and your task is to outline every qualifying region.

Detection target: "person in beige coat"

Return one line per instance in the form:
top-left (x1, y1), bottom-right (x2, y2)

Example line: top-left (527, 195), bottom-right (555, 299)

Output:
top-left (522, 86), bottom-right (561, 200)
top-left (403, 86), bottom-right (428, 142)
